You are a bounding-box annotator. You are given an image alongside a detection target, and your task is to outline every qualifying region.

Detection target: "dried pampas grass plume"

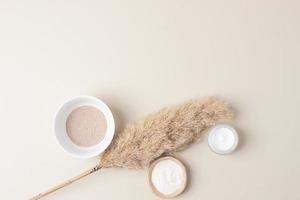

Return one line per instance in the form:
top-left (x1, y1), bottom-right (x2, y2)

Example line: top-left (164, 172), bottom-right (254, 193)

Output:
top-left (101, 97), bottom-right (233, 169)
top-left (31, 97), bottom-right (233, 199)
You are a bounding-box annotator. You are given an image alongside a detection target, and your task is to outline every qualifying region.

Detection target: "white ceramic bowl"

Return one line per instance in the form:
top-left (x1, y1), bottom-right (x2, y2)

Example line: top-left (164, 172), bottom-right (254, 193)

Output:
top-left (54, 95), bottom-right (115, 158)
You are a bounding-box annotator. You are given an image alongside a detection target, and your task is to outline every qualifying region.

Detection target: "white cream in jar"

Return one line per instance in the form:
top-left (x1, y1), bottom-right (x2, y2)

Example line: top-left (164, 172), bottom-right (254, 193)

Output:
top-left (208, 124), bottom-right (239, 154)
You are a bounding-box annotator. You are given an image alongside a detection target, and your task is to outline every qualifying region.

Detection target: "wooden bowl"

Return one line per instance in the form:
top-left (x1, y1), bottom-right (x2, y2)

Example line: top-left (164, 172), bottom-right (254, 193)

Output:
top-left (148, 156), bottom-right (187, 199)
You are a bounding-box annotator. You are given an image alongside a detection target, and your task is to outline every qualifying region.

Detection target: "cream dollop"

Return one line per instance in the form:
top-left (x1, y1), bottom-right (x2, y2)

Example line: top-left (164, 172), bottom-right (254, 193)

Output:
top-left (151, 158), bottom-right (185, 195)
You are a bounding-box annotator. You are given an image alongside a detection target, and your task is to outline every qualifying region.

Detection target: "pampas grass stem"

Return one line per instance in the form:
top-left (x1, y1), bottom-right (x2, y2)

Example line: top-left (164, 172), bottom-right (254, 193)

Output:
top-left (29, 164), bottom-right (102, 200)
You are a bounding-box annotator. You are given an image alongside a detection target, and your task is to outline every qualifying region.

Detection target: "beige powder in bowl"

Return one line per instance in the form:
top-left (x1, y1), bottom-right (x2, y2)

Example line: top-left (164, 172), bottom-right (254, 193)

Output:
top-left (66, 106), bottom-right (107, 147)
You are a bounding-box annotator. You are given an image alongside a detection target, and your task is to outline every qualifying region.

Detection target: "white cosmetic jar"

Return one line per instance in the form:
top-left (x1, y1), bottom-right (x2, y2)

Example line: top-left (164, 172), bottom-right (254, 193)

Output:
top-left (208, 124), bottom-right (239, 155)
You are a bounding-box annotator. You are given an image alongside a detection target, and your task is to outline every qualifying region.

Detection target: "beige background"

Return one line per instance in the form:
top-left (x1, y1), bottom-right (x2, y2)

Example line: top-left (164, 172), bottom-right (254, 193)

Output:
top-left (0, 0), bottom-right (299, 199)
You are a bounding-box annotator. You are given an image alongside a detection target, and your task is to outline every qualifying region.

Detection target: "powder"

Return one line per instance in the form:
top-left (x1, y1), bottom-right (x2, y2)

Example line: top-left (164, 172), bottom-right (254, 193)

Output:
top-left (66, 106), bottom-right (107, 147)
top-left (151, 159), bottom-right (185, 195)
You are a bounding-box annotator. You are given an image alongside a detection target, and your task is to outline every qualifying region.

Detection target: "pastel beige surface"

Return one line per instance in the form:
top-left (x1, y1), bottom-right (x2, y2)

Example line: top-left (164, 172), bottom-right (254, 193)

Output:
top-left (0, 0), bottom-right (299, 200)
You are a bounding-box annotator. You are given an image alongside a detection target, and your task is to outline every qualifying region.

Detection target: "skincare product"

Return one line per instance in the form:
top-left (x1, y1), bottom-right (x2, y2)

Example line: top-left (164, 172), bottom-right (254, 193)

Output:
top-left (148, 156), bottom-right (187, 198)
top-left (66, 106), bottom-right (107, 147)
top-left (208, 124), bottom-right (238, 154)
